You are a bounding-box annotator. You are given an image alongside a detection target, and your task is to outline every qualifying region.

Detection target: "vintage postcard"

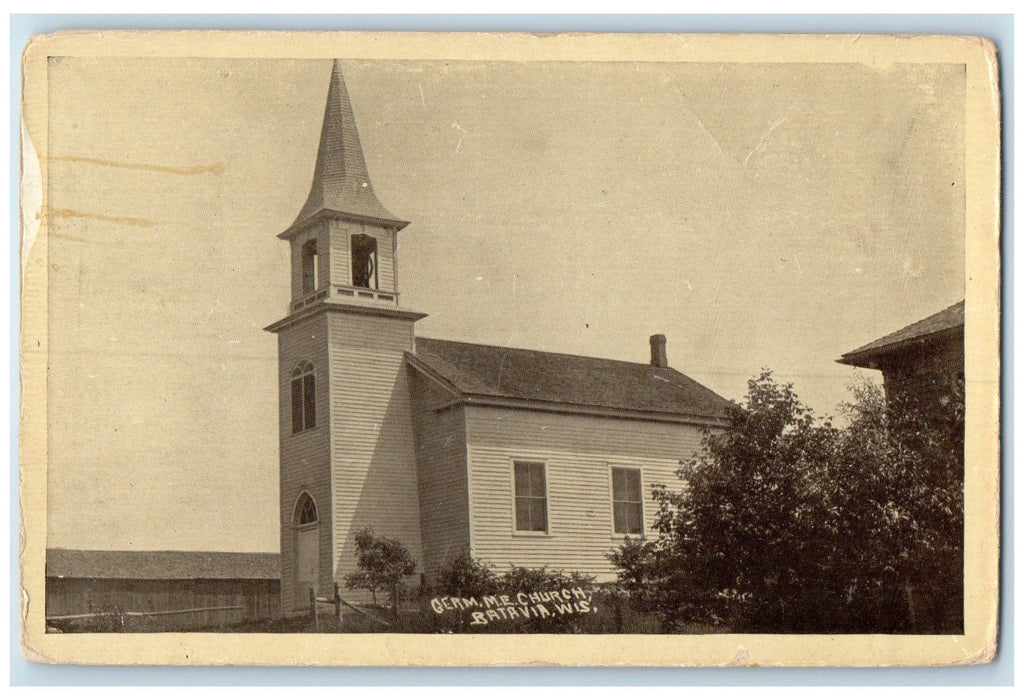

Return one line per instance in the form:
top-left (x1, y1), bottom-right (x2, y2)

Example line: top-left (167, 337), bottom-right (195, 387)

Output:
top-left (19, 31), bottom-right (1000, 666)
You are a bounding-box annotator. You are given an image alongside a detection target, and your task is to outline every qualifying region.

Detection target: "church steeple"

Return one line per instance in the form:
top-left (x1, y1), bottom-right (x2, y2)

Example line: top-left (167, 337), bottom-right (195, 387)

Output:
top-left (268, 61), bottom-right (425, 613)
top-left (280, 60), bottom-right (408, 239)
top-left (267, 60), bottom-right (420, 317)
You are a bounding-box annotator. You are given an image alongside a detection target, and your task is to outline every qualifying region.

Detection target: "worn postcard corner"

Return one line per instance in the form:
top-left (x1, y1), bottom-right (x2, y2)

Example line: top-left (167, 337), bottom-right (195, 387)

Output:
top-left (19, 30), bottom-right (1000, 667)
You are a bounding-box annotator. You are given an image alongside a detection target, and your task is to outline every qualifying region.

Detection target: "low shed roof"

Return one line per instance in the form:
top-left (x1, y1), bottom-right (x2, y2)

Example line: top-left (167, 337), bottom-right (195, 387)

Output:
top-left (411, 337), bottom-right (733, 422)
top-left (838, 301), bottom-right (965, 367)
top-left (46, 549), bottom-right (280, 581)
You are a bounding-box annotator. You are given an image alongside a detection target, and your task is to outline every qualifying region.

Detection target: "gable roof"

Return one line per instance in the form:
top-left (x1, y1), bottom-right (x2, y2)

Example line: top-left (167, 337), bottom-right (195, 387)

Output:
top-left (46, 549), bottom-right (280, 580)
top-left (280, 60), bottom-right (406, 238)
top-left (410, 337), bottom-right (733, 423)
top-left (838, 300), bottom-right (965, 367)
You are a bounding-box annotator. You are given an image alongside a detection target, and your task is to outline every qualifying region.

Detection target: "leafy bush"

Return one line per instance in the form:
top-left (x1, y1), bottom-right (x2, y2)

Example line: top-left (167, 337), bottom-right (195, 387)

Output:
top-left (433, 552), bottom-right (500, 598)
top-left (497, 566), bottom-right (598, 633)
top-left (499, 565), bottom-right (595, 597)
top-left (429, 556), bottom-right (598, 633)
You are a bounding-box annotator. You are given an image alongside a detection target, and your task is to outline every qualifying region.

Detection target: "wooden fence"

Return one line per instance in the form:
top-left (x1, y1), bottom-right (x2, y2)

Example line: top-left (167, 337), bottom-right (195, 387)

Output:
top-left (46, 577), bottom-right (280, 632)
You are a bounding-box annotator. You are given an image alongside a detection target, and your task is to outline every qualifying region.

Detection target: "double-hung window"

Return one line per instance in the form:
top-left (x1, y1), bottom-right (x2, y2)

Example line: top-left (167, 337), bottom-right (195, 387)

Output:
top-left (513, 461), bottom-right (548, 533)
top-left (611, 467), bottom-right (644, 535)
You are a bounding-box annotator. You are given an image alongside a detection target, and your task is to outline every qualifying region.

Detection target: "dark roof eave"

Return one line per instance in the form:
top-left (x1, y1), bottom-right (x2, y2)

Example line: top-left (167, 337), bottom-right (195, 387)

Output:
top-left (278, 208), bottom-right (411, 240)
top-left (838, 325), bottom-right (963, 368)
top-left (453, 392), bottom-right (731, 427)
top-left (265, 301), bottom-right (427, 333)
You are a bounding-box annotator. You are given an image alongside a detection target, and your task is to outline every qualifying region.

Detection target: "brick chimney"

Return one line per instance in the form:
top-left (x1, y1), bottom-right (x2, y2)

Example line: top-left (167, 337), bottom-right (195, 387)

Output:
top-left (650, 334), bottom-right (668, 368)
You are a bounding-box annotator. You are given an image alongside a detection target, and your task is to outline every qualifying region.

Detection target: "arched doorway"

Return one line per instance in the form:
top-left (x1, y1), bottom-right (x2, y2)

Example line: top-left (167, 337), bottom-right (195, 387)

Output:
top-left (292, 492), bottom-right (319, 610)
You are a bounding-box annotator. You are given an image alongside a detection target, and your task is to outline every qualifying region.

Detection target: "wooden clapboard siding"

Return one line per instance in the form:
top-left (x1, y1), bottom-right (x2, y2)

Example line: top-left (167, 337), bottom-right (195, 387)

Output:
top-left (372, 226), bottom-right (396, 292)
top-left (880, 334), bottom-right (963, 409)
top-left (277, 313), bottom-right (333, 612)
top-left (327, 311), bottom-right (422, 594)
top-left (464, 406), bottom-right (706, 580)
top-left (408, 368), bottom-right (470, 576)
top-left (328, 219), bottom-right (350, 286)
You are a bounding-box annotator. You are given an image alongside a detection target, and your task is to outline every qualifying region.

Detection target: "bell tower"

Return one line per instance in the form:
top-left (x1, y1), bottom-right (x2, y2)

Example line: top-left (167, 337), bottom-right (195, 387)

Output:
top-left (266, 61), bottom-right (426, 612)
top-left (279, 59), bottom-right (408, 312)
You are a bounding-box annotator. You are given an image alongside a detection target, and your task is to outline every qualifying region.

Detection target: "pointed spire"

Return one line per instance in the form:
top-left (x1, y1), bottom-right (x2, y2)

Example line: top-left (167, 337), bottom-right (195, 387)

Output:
top-left (282, 60), bottom-right (406, 238)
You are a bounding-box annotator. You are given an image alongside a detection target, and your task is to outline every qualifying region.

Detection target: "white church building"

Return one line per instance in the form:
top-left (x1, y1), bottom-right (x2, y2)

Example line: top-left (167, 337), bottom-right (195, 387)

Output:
top-left (265, 61), bottom-right (733, 612)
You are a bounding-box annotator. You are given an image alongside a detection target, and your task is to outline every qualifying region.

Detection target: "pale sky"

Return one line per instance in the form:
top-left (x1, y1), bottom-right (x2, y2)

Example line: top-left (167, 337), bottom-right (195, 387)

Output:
top-left (46, 58), bottom-right (965, 552)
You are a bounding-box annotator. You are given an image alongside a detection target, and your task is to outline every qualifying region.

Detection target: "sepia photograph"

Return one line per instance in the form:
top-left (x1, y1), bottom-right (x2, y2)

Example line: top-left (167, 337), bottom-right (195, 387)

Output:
top-left (19, 31), bottom-right (1000, 666)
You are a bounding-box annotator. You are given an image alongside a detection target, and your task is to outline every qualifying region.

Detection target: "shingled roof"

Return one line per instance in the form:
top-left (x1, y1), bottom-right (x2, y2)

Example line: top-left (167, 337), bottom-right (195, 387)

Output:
top-left (410, 337), bottom-right (733, 423)
top-left (838, 300), bottom-right (965, 367)
top-left (46, 549), bottom-right (280, 580)
top-left (280, 61), bottom-right (407, 238)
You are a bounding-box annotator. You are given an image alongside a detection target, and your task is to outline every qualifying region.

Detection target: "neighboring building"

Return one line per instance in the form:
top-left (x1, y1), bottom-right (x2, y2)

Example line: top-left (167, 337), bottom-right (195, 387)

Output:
top-left (265, 62), bottom-right (733, 613)
top-left (838, 300), bottom-right (965, 409)
top-left (45, 549), bottom-right (280, 631)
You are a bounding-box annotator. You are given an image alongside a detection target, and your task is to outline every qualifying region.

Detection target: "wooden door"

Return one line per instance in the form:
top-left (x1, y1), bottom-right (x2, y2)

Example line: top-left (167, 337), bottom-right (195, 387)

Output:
top-left (295, 526), bottom-right (319, 609)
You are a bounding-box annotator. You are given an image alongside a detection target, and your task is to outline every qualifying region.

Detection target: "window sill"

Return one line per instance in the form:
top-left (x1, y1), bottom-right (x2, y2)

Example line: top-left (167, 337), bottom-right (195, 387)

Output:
top-left (512, 530), bottom-right (552, 537)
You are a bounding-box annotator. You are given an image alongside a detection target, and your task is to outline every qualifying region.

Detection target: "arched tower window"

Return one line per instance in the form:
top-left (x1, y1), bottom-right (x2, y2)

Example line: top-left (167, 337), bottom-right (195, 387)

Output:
top-left (291, 361), bottom-right (316, 434)
top-left (293, 492), bottom-right (319, 526)
top-left (351, 233), bottom-right (378, 289)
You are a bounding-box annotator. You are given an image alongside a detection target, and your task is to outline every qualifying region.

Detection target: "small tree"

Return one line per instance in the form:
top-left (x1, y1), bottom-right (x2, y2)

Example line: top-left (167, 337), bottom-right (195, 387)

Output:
top-left (344, 527), bottom-right (417, 620)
